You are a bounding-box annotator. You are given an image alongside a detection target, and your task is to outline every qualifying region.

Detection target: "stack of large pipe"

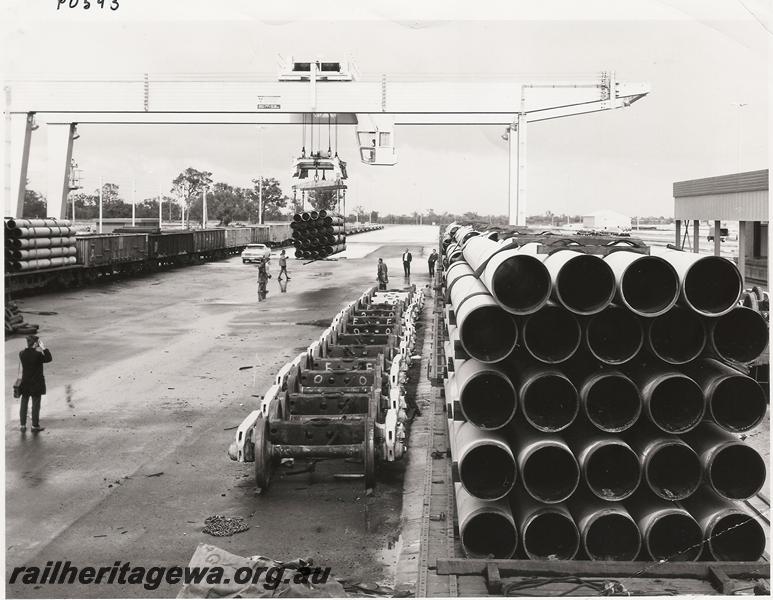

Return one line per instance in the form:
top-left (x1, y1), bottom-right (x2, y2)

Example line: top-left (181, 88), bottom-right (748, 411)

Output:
top-left (291, 210), bottom-right (346, 259)
top-left (441, 223), bottom-right (767, 562)
top-left (5, 218), bottom-right (77, 272)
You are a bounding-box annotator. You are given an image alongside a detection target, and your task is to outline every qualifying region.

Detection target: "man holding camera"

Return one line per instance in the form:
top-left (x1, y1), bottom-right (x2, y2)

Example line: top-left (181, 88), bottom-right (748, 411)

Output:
top-left (18, 335), bottom-right (52, 432)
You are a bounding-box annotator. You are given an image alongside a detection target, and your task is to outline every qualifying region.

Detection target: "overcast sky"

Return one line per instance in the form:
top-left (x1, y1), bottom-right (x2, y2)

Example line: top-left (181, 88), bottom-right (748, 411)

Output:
top-left (2, 0), bottom-right (769, 217)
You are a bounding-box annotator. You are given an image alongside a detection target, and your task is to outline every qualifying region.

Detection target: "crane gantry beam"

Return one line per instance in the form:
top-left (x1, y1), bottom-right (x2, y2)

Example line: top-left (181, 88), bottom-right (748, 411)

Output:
top-left (4, 70), bottom-right (649, 222)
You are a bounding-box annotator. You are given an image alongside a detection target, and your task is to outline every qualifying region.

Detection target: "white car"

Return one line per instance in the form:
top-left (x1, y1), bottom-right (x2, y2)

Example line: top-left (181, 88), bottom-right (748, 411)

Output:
top-left (241, 244), bottom-right (271, 263)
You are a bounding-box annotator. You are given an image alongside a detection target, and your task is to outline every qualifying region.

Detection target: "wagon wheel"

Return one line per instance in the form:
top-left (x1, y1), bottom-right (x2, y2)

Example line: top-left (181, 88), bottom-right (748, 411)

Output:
top-left (364, 418), bottom-right (376, 490)
top-left (253, 416), bottom-right (274, 494)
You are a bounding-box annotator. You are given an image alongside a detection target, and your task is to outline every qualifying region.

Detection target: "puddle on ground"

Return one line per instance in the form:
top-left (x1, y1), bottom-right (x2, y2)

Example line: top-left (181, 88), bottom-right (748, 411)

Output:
top-left (294, 319), bottom-right (334, 328)
top-left (295, 287), bottom-right (347, 305)
top-left (376, 532), bottom-right (403, 586)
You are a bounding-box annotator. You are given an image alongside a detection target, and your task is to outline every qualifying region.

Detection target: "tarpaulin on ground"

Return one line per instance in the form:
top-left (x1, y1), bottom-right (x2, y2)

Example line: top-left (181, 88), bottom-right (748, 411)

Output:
top-left (177, 543), bottom-right (346, 598)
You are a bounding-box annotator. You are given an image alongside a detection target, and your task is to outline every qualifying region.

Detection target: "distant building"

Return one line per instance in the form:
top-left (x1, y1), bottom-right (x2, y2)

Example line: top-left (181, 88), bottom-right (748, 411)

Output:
top-left (673, 169), bottom-right (767, 288)
top-left (582, 209), bottom-right (631, 231)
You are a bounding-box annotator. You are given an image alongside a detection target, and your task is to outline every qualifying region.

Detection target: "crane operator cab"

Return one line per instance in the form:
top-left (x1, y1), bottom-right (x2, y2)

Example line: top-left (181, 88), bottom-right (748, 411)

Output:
top-left (357, 115), bottom-right (398, 166)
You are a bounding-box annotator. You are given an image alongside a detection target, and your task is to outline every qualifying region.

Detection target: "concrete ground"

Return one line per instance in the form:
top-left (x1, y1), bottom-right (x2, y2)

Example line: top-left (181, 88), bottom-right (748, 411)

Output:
top-left (5, 224), bottom-right (440, 598)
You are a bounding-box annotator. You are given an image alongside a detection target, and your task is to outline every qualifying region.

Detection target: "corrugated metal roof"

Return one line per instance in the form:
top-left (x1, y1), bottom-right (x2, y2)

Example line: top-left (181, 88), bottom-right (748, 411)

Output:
top-left (673, 170), bottom-right (768, 197)
top-left (674, 190), bottom-right (768, 221)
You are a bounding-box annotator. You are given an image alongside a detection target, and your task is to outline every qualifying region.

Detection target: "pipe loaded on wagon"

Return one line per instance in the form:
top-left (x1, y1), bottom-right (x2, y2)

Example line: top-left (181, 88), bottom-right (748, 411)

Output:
top-left (435, 221), bottom-right (768, 574)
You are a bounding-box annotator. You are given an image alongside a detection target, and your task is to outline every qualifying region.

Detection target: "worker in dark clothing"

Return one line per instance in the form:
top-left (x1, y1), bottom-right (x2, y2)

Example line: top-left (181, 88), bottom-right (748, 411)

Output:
top-left (18, 335), bottom-right (52, 432)
top-left (377, 258), bottom-right (389, 291)
top-left (402, 249), bottom-right (412, 276)
top-left (428, 249), bottom-right (438, 278)
top-left (278, 250), bottom-right (290, 280)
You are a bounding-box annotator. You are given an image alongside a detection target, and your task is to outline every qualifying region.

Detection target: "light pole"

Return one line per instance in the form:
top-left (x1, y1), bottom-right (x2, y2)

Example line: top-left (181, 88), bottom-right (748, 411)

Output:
top-left (202, 184), bottom-right (208, 228)
top-left (98, 175), bottom-right (103, 233)
top-left (131, 178), bottom-right (136, 227)
top-left (257, 125), bottom-right (265, 224)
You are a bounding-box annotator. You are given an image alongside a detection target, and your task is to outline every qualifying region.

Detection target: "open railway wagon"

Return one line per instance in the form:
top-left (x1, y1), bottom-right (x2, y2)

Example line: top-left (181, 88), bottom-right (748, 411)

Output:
top-left (422, 223), bottom-right (770, 596)
top-left (229, 286), bottom-right (425, 492)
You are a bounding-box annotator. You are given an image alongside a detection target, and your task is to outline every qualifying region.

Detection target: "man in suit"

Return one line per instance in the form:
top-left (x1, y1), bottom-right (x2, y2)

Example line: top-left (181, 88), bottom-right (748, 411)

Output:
top-left (18, 335), bottom-right (52, 432)
top-left (402, 249), bottom-right (412, 276)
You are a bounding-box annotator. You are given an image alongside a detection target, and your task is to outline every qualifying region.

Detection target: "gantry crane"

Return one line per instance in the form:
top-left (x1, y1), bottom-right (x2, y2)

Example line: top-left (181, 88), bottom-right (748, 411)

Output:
top-left (4, 61), bottom-right (648, 225)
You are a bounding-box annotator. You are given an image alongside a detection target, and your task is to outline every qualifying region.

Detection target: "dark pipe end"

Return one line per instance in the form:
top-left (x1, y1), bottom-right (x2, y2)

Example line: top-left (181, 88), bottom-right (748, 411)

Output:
top-left (460, 373), bottom-right (517, 430)
top-left (647, 513), bottom-right (702, 561)
top-left (523, 307), bottom-right (581, 364)
top-left (684, 256), bottom-right (743, 316)
top-left (585, 513), bottom-right (641, 561)
top-left (523, 446), bottom-right (579, 503)
top-left (523, 512), bottom-right (580, 560)
top-left (459, 305), bottom-right (517, 363)
top-left (712, 308), bottom-right (768, 363)
top-left (586, 444), bottom-right (641, 501)
top-left (711, 376), bottom-right (767, 433)
top-left (462, 512), bottom-right (518, 558)
top-left (646, 443), bottom-right (701, 500)
top-left (709, 444), bottom-right (766, 500)
top-left (709, 513), bottom-right (766, 561)
top-left (460, 445), bottom-right (516, 500)
top-left (556, 255), bottom-right (616, 315)
top-left (586, 307), bottom-right (643, 365)
top-left (492, 256), bottom-right (551, 314)
top-left (648, 376), bottom-right (704, 433)
top-left (620, 256), bottom-right (680, 316)
top-left (523, 375), bottom-right (578, 432)
top-left (648, 308), bottom-right (705, 364)
top-left (584, 375), bottom-right (641, 432)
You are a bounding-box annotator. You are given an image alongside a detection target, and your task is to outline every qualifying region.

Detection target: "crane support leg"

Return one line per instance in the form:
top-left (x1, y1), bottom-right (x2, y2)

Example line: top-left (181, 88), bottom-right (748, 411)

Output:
top-left (46, 123), bottom-right (77, 219)
top-left (6, 112), bottom-right (34, 218)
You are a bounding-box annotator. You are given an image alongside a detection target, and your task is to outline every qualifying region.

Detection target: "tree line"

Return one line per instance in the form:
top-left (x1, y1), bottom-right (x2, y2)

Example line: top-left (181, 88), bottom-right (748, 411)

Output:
top-left (22, 167), bottom-right (346, 225)
top-left (21, 169), bottom-right (675, 226)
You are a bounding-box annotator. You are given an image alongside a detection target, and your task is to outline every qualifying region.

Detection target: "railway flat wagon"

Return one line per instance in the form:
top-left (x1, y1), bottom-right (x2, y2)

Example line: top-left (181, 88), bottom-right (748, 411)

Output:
top-left (192, 228), bottom-right (226, 257)
top-left (76, 234), bottom-right (148, 269)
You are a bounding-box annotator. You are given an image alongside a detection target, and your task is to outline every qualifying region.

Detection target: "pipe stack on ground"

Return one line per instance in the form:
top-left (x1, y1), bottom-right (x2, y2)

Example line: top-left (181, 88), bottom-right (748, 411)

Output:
top-left (4, 300), bottom-right (39, 336)
top-left (440, 222), bottom-right (767, 562)
top-left (5, 218), bottom-right (77, 272)
top-left (291, 211), bottom-right (346, 259)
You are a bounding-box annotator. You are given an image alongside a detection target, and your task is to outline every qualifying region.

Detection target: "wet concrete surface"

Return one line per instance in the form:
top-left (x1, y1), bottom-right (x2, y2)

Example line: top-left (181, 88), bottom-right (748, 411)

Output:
top-left (5, 225), bottom-right (440, 598)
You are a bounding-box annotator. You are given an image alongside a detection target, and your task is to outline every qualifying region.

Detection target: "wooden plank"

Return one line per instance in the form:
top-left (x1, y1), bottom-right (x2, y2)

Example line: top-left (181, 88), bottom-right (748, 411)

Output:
top-left (708, 566), bottom-right (734, 595)
top-left (499, 576), bottom-right (721, 596)
top-left (436, 558), bottom-right (768, 579)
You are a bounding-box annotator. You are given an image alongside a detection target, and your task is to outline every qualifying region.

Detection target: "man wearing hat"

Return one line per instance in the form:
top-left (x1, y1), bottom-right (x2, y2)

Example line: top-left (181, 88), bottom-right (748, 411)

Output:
top-left (18, 335), bottom-right (52, 432)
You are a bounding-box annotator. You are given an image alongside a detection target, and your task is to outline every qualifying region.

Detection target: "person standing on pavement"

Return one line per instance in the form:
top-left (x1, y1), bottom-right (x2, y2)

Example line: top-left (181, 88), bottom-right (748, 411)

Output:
top-left (18, 335), bottom-right (52, 432)
top-left (278, 250), bottom-right (290, 281)
top-left (377, 258), bottom-right (389, 291)
top-left (428, 249), bottom-right (438, 278)
top-left (402, 249), bottom-right (412, 276)
top-left (257, 258), bottom-right (271, 300)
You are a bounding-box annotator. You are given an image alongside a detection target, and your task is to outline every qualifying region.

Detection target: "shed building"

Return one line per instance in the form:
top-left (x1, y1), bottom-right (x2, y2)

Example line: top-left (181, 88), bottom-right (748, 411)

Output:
top-left (673, 169), bottom-right (767, 287)
top-left (582, 209), bottom-right (631, 231)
